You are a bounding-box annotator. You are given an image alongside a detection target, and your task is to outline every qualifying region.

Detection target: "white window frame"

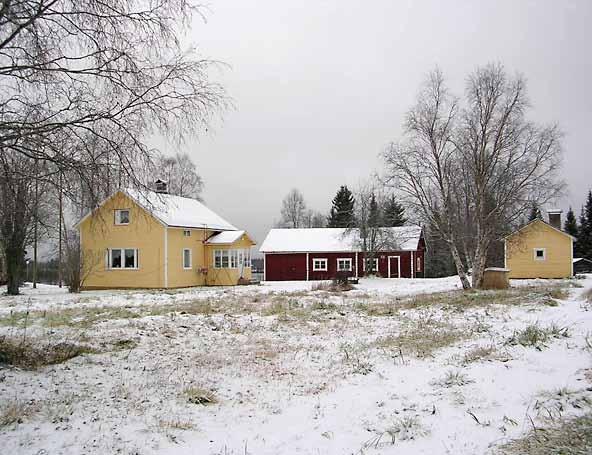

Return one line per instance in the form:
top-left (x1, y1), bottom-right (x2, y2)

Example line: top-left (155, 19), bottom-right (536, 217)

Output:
top-left (534, 248), bottom-right (546, 261)
top-left (363, 258), bottom-right (379, 272)
top-left (183, 230), bottom-right (191, 237)
top-left (245, 249), bottom-right (251, 267)
top-left (337, 257), bottom-right (353, 272)
top-left (416, 256), bottom-right (422, 272)
top-left (114, 209), bottom-right (130, 225)
top-left (107, 248), bottom-right (138, 270)
top-left (183, 248), bottom-right (192, 269)
top-left (230, 249), bottom-right (238, 268)
top-left (214, 249), bottom-right (230, 269)
top-left (312, 258), bottom-right (328, 271)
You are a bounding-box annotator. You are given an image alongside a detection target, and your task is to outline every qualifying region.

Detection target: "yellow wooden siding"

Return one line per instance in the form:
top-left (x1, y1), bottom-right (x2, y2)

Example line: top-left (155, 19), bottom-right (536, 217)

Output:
top-left (166, 227), bottom-right (212, 288)
top-left (505, 220), bottom-right (572, 279)
top-left (80, 192), bottom-right (165, 289)
top-left (205, 234), bottom-right (254, 286)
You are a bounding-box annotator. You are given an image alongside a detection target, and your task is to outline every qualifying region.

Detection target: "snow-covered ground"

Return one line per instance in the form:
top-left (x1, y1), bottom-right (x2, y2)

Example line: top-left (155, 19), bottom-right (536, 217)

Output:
top-left (1, 276), bottom-right (591, 454)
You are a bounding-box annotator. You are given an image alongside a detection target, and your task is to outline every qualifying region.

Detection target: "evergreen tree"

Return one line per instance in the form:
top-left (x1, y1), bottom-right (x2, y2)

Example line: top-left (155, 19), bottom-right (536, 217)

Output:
top-left (528, 201), bottom-right (542, 221)
top-left (579, 190), bottom-right (592, 258)
top-left (564, 206), bottom-right (579, 256)
top-left (382, 194), bottom-right (407, 226)
top-left (368, 193), bottom-right (381, 228)
top-left (327, 185), bottom-right (356, 228)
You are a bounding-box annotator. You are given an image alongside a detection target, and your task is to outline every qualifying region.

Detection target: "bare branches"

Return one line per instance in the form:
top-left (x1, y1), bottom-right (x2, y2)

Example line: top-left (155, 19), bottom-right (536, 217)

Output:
top-left (383, 64), bottom-right (564, 289)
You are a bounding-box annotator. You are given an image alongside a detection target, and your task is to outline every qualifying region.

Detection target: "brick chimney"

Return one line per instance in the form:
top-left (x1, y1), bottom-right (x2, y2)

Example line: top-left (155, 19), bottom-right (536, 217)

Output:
top-left (547, 209), bottom-right (562, 230)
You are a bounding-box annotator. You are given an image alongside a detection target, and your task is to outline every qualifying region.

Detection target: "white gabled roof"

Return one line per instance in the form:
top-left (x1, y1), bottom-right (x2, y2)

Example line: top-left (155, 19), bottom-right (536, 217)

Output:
top-left (259, 226), bottom-right (422, 253)
top-left (123, 189), bottom-right (237, 230)
top-left (206, 230), bottom-right (249, 245)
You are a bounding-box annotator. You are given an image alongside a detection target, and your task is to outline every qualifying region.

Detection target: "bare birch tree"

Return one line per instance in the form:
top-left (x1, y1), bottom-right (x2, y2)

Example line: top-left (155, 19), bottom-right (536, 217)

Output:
top-left (279, 189), bottom-right (307, 228)
top-left (153, 153), bottom-right (204, 199)
top-left (383, 65), bottom-right (563, 289)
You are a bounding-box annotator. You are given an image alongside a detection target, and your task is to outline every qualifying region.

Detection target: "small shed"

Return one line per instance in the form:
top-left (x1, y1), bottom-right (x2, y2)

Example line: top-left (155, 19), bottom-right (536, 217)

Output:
top-left (574, 258), bottom-right (592, 274)
top-left (482, 267), bottom-right (510, 290)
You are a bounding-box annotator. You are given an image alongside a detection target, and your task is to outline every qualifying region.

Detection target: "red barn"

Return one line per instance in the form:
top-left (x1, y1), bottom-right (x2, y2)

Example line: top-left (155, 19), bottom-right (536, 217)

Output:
top-left (259, 227), bottom-right (425, 281)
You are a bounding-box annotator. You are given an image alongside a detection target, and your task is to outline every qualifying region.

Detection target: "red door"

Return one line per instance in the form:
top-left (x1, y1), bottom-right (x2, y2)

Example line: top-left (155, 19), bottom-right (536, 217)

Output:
top-left (388, 256), bottom-right (400, 278)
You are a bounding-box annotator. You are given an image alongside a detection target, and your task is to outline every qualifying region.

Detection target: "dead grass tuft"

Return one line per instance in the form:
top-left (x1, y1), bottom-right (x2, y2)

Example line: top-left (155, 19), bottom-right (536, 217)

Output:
top-left (497, 413), bottom-right (592, 454)
top-left (183, 386), bottom-right (217, 405)
top-left (506, 323), bottom-right (570, 350)
top-left (462, 344), bottom-right (509, 364)
top-left (0, 400), bottom-right (32, 427)
top-left (374, 318), bottom-right (465, 359)
top-left (0, 336), bottom-right (95, 369)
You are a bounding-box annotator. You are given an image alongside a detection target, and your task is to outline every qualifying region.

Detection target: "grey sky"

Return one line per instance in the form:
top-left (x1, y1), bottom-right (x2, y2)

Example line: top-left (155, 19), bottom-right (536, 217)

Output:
top-left (176, 0), bottom-right (592, 248)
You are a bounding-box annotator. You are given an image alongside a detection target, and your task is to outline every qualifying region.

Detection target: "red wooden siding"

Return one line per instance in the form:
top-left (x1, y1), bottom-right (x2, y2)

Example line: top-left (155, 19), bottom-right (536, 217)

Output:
top-left (264, 248), bottom-right (426, 281)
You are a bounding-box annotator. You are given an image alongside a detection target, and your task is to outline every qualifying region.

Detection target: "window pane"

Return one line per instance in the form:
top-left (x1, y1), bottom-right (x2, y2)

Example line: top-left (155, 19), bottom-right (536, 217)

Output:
top-left (124, 249), bottom-right (135, 268)
top-left (119, 210), bottom-right (130, 224)
top-left (184, 249), bottom-right (191, 268)
top-left (221, 250), bottom-right (229, 268)
top-left (111, 249), bottom-right (122, 268)
top-left (214, 250), bottom-right (221, 268)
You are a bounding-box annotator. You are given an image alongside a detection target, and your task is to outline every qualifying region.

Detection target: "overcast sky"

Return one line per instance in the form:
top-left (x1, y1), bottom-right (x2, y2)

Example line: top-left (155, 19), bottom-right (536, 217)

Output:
top-left (171, 0), bottom-right (591, 248)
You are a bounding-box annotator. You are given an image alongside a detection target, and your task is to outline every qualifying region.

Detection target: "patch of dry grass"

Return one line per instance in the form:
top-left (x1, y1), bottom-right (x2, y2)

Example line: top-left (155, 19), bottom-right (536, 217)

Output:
top-left (506, 323), bottom-right (570, 350)
top-left (0, 400), bottom-right (32, 427)
top-left (0, 335), bottom-right (95, 369)
top-left (374, 318), bottom-right (465, 359)
top-left (462, 344), bottom-right (509, 364)
top-left (183, 386), bottom-right (217, 405)
top-left (497, 413), bottom-right (592, 454)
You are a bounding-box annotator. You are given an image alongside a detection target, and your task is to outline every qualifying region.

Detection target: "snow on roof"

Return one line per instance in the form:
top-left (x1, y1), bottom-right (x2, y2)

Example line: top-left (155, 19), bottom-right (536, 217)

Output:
top-left (124, 189), bottom-right (237, 231)
top-left (206, 230), bottom-right (248, 245)
top-left (259, 226), bottom-right (422, 253)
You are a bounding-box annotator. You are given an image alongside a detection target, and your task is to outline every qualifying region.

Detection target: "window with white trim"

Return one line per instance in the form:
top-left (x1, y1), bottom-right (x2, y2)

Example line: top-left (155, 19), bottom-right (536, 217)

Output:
top-left (337, 258), bottom-right (352, 271)
top-left (183, 248), bottom-right (192, 269)
top-left (363, 258), bottom-right (379, 272)
top-left (230, 250), bottom-right (238, 268)
top-left (534, 248), bottom-right (546, 261)
top-left (108, 248), bottom-right (138, 269)
top-left (183, 230), bottom-right (191, 237)
top-left (245, 249), bottom-right (251, 267)
top-left (114, 209), bottom-right (130, 225)
top-left (416, 256), bottom-right (422, 272)
top-left (312, 258), bottom-right (328, 271)
top-left (214, 250), bottom-right (230, 268)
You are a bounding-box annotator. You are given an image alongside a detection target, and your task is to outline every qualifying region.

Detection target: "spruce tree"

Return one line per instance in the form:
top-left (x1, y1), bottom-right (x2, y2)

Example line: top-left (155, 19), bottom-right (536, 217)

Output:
top-left (579, 190), bottom-right (592, 259)
top-left (327, 186), bottom-right (356, 228)
top-left (564, 207), bottom-right (579, 256)
top-left (368, 193), bottom-right (381, 228)
top-left (528, 201), bottom-right (542, 221)
top-left (383, 194), bottom-right (407, 226)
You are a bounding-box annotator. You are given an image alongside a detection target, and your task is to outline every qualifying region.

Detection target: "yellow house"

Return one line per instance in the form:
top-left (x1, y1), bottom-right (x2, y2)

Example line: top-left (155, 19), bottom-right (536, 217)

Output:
top-left (77, 188), bottom-right (255, 289)
top-left (504, 218), bottom-right (575, 279)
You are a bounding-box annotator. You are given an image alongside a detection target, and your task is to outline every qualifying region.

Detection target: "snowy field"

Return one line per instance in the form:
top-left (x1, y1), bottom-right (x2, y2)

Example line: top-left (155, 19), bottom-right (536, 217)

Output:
top-left (1, 276), bottom-right (591, 454)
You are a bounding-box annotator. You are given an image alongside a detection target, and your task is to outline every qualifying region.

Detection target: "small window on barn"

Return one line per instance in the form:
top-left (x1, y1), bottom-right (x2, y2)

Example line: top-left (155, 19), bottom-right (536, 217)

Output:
top-left (115, 209), bottom-right (130, 225)
top-left (183, 230), bottom-right (191, 237)
top-left (337, 258), bottom-right (352, 271)
top-left (416, 257), bottom-right (421, 272)
top-left (183, 248), bottom-right (192, 269)
top-left (534, 248), bottom-right (546, 261)
top-left (313, 258), bottom-right (328, 271)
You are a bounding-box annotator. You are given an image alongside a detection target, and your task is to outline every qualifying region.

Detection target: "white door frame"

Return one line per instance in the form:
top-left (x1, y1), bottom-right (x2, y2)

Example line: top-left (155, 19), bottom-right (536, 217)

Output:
top-left (387, 255), bottom-right (401, 278)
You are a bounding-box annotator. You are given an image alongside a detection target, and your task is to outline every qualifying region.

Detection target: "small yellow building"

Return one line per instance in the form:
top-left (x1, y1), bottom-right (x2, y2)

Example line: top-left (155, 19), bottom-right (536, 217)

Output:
top-left (77, 188), bottom-right (255, 289)
top-left (504, 218), bottom-right (574, 279)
